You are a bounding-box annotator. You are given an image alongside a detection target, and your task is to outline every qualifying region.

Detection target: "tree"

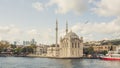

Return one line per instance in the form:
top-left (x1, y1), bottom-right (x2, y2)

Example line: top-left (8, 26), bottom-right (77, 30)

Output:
top-left (10, 44), bottom-right (16, 49)
top-left (21, 46), bottom-right (34, 54)
top-left (0, 40), bottom-right (10, 53)
top-left (101, 50), bottom-right (108, 55)
top-left (14, 47), bottom-right (22, 54)
top-left (88, 46), bottom-right (94, 54)
top-left (84, 46), bottom-right (94, 55)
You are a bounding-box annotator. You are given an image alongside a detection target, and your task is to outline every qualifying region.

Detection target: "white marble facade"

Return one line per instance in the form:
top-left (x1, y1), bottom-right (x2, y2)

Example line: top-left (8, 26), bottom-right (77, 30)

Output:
top-left (59, 31), bottom-right (83, 58)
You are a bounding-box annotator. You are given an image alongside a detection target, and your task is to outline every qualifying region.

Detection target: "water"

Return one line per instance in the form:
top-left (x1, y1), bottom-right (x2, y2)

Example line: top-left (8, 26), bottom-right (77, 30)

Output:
top-left (0, 57), bottom-right (120, 68)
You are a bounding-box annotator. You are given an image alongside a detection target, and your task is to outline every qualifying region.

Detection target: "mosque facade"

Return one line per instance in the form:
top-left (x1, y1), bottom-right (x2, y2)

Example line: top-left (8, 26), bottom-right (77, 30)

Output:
top-left (46, 20), bottom-right (83, 58)
top-left (59, 31), bottom-right (83, 58)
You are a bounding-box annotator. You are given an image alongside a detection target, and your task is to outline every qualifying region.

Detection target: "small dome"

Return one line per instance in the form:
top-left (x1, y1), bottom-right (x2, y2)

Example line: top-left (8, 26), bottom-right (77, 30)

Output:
top-left (64, 31), bottom-right (79, 39)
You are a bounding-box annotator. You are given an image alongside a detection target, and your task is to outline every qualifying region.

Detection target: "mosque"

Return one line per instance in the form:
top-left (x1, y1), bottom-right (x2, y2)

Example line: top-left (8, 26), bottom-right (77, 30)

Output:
top-left (47, 20), bottom-right (83, 58)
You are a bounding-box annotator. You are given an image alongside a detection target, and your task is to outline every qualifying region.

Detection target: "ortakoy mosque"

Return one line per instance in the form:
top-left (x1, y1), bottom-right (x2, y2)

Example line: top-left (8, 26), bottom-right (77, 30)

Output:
top-left (47, 20), bottom-right (83, 58)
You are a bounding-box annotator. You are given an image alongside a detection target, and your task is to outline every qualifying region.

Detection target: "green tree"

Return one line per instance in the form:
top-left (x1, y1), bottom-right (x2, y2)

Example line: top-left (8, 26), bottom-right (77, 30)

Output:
top-left (0, 40), bottom-right (10, 53)
top-left (101, 50), bottom-right (108, 55)
top-left (10, 44), bottom-right (16, 49)
top-left (21, 46), bottom-right (34, 54)
top-left (84, 46), bottom-right (94, 55)
top-left (14, 47), bottom-right (22, 54)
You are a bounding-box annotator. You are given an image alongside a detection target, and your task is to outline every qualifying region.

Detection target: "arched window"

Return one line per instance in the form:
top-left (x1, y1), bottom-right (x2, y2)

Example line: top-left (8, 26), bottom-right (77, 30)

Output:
top-left (64, 43), bottom-right (65, 47)
top-left (66, 42), bottom-right (68, 47)
top-left (75, 43), bottom-right (76, 48)
top-left (72, 43), bottom-right (74, 48)
top-left (78, 43), bottom-right (80, 48)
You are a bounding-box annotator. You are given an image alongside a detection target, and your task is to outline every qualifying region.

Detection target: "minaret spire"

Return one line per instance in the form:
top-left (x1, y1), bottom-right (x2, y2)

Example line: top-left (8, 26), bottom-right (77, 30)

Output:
top-left (66, 20), bottom-right (68, 34)
top-left (56, 19), bottom-right (58, 47)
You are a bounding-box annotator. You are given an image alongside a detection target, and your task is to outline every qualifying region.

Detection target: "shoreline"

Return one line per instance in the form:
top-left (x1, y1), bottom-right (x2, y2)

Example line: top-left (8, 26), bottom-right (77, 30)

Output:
top-left (0, 54), bottom-right (101, 59)
top-left (0, 56), bottom-right (100, 59)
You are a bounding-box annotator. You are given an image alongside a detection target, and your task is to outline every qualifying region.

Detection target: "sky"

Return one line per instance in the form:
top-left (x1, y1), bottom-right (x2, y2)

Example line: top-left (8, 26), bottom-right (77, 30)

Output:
top-left (0, 0), bottom-right (120, 45)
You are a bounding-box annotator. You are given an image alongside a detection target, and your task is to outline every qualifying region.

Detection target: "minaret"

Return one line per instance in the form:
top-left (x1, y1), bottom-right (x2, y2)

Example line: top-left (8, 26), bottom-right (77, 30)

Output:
top-left (66, 21), bottom-right (68, 34)
top-left (56, 19), bottom-right (58, 47)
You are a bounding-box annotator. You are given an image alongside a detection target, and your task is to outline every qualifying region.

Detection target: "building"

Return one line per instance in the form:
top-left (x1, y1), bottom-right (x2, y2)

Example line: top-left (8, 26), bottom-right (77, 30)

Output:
top-left (59, 31), bottom-right (83, 58)
top-left (35, 44), bottom-right (48, 56)
top-left (91, 45), bottom-right (117, 52)
top-left (92, 45), bottom-right (109, 52)
top-left (47, 46), bottom-right (59, 57)
top-left (23, 39), bottom-right (37, 46)
top-left (46, 20), bottom-right (83, 58)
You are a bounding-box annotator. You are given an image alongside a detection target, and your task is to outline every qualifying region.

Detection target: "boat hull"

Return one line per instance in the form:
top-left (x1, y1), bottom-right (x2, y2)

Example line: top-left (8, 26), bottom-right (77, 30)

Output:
top-left (101, 57), bottom-right (120, 61)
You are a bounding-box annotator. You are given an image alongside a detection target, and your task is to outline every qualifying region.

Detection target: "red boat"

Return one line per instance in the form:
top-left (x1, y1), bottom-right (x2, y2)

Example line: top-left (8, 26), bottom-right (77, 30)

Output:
top-left (101, 55), bottom-right (120, 60)
top-left (100, 46), bottom-right (120, 61)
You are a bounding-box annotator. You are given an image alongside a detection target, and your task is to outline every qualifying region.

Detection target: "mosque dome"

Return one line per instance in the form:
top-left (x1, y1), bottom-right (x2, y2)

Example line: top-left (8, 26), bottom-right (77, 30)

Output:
top-left (64, 31), bottom-right (79, 39)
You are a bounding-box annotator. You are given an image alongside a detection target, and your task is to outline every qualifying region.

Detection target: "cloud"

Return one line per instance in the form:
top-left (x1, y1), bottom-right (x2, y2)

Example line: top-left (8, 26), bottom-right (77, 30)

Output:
top-left (32, 0), bottom-right (120, 16)
top-left (47, 0), bottom-right (88, 14)
top-left (0, 25), bottom-right (21, 34)
top-left (0, 25), bottom-right (23, 43)
top-left (0, 26), bottom-right (10, 33)
top-left (71, 17), bottom-right (120, 40)
top-left (27, 29), bottom-right (54, 44)
top-left (32, 2), bottom-right (44, 11)
top-left (33, 0), bottom-right (88, 15)
top-left (0, 26), bottom-right (55, 44)
top-left (88, 0), bottom-right (96, 3)
top-left (72, 17), bottom-right (120, 34)
top-left (27, 29), bottom-right (38, 35)
top-left (93, 0), bottom-right (120, 16)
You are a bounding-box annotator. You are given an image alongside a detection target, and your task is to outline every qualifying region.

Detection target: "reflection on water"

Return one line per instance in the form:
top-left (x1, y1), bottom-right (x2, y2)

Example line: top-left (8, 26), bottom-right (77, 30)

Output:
top-left (56, 59), bottom-right (83, 68)
top-left (56, 59), bottom-right (74, 68)
top-left (55, 59), bottom-right (120, 68)
top-left (0, 57), bottom-right (120, 68)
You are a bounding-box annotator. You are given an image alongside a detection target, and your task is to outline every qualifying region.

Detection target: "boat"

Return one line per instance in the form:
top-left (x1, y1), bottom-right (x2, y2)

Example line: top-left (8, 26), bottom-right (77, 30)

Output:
top-left (100, 46), bottom-right (120, 61)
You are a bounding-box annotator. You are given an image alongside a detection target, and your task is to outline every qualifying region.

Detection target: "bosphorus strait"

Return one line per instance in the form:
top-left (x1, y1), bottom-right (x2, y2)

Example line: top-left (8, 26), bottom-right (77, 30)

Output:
top-left (0, 57), bottom-right (120, 68)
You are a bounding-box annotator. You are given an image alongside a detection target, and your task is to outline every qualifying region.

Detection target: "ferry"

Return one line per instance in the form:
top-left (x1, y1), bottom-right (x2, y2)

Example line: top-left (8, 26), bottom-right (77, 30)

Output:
top-left (100, 46), bottom-right (120, 61)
